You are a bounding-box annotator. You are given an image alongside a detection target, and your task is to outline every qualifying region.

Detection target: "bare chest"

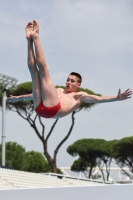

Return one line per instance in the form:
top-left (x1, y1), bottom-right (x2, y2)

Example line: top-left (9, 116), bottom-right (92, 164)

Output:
top-left (58, 92), bottom-right (81, 108)
top-left (59, 93), bottom-right (75, 102)
top-left (54, 90), bottom-right (81, 118)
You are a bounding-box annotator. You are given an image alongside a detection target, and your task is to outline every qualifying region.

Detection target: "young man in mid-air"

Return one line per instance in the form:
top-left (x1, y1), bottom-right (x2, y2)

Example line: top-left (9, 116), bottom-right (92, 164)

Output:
top-left (7, 20), bottom-right (133, 119)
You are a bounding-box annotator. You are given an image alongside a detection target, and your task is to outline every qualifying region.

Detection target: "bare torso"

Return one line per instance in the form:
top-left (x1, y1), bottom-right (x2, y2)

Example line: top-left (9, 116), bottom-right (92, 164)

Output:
top-left (53, 88), bottom-right (82, 118)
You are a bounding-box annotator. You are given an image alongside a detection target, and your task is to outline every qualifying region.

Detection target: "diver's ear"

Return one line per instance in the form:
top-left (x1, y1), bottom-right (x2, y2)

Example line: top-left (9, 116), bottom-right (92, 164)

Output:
top-left (77, 82), bottom-right (81, 88)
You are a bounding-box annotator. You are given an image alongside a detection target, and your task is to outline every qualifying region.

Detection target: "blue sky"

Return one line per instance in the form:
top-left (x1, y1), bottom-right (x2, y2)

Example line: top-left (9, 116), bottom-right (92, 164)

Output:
top-left (0, 0), bottom-right (133, 168)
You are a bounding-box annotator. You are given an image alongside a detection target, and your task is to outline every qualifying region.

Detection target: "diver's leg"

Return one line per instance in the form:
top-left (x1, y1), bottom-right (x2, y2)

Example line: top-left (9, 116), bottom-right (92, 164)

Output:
top-left (26, 22), bottom-right (41, 109)
top-left (30, 20), bottom-right (59, 107)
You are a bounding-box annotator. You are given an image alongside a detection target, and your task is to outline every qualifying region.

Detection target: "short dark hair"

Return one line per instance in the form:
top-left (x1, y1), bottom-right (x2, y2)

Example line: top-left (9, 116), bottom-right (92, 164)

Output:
top-left (70, 72), bottom-right (82, 83)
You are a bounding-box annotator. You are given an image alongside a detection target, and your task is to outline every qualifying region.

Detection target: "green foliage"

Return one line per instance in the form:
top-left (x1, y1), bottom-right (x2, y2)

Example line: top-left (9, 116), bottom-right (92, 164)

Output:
top-left (0, 142), bottom-right (25, 169)
top-left (67, 137), bottom-right (133, 180)
top-left (71, 157), bottom-right (93, 172)
top-left (56, 168), bottom-right (63, 174)
top-left (0, 142), bottom-right (51, 173)
top-left (67, 138), bottom-right (110, 170)
top-left (0, 82), bottom-right (32, 109)
top-left (6, 82), bottom-right (33, 112)
top-left (67, 138), bottom-right (111, 159)
top-left (67, 139), bottom-right (115, 180)
top-left (7, 82), bottom-right (32, 96)
top-left (112, 136), bottom-right (133, 173)
top-left (21, 151), bottom-right (51, 173)
top-left (113, 136), bottom-right (133, 158)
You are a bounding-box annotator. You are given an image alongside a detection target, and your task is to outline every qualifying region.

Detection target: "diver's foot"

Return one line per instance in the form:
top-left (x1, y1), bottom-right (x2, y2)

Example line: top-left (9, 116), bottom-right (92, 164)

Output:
top-left (25, 22), bottom-right (33, 40)
top-left (30, 20), bottom-right (39, 40)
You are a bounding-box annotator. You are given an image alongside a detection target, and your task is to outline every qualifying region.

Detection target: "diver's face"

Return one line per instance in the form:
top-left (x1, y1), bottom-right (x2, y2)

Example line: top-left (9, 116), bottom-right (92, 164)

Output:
top-left (66, 75), bottom-right (81, 92)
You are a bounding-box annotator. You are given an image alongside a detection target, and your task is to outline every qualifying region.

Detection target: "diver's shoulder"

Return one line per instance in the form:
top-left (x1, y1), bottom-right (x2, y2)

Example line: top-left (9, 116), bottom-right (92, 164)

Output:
top-left (56, 87), bottom-right (65, 92)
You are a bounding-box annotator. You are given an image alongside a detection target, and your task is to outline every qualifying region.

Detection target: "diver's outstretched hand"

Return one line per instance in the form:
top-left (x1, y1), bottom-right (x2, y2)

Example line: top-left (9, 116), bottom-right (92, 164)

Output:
top-left (6, 95), bottom-right (20, 103)
top-left (117, 88), bottom-right (133, 100)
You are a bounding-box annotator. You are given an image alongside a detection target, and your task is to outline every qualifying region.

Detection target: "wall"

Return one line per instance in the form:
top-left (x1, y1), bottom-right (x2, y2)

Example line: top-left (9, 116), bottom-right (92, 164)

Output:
top-left (0, 184), bottom-right (133, 200)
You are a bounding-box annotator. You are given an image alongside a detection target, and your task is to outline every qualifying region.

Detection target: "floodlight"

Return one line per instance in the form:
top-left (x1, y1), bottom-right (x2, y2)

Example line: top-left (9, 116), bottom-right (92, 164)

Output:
top-left (0, 73), bottom-right (18, 166)
top-left (0, 73), bottom-right (18, 91)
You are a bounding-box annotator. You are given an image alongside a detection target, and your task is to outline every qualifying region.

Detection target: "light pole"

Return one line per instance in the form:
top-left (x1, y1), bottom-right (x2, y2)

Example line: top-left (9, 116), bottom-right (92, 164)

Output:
top-left (0, 73), bottom-right (18, 166)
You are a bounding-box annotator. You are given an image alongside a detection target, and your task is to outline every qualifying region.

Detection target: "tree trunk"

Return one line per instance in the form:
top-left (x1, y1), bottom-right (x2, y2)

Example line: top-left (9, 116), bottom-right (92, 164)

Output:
top-left (43, 149), bottom-right (57, 173)
top-left (50, 161), bottom-right (57, 173)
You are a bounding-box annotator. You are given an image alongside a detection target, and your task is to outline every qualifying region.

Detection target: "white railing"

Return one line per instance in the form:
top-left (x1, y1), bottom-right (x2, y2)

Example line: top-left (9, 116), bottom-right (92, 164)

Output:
top-left (59, 167), bottom-right (133, 183)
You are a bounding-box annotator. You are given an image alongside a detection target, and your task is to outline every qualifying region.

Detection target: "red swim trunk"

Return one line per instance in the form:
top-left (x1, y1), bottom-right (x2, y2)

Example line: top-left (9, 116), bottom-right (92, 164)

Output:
top-left (35, 102), bottom-right (61, 118)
